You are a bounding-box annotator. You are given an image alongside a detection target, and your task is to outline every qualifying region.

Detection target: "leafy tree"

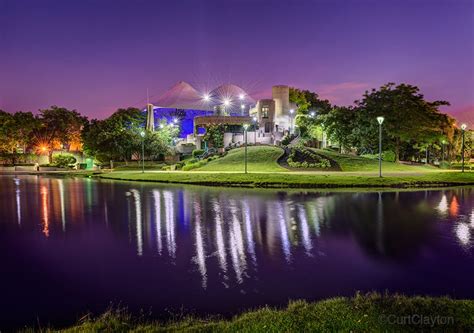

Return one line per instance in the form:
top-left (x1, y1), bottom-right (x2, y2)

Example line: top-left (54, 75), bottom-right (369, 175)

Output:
top-left (82, 107), bottom-right (173, 164)
top-left (289, 87), bottom-right (332, 139)
top-left (203, 125), bottom-right (224, 148)
top-left (354, 83), bottom-right (451, 161)
top-left (34, 106), bottom-right (87, 163)
top-left (320, 106), bottom-right (357, 152)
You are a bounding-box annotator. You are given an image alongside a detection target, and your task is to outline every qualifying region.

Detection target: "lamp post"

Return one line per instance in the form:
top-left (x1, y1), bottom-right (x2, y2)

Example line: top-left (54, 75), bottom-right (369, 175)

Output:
top-left (140, 131), bottom-right (145, 173)
top-left (461, 123), bottom-right (467, 173)
top-left (243, 124), bottom-right (249, 173)
top-left (377, 117), bottom-right (384, 178)
top-left (289, 109), bottom-right (295, 134)
top-left (241, 104), bottom-right (245, 116)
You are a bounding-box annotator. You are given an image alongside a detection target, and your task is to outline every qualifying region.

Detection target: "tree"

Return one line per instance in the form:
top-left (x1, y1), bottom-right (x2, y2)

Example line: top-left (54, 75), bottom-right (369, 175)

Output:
top-left (81, 107), bottom-right (173, 164)
top-left (320, 106), bottom-right (357, 152)
top-left (34, 106), bottom-right (87, 163)
top-left (289, 87), bottom-right (332, 140)
top-left (203, 125), bottom-right (224, 148)
top-left (354, 83), bottom-right (451, 161)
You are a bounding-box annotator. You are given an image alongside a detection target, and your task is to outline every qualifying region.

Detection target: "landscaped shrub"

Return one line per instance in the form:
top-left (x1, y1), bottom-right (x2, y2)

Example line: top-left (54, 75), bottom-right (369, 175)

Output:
top-left (192, 149), bottom-right (205, 158)
top-left (52, 154), bottom-right (77, 168)
top-left (439, 161), bottom-right (451, 169)
top-left (382, 150), bottom-right (396, 162)
top-left (287, 147), bottom-right (331, 169)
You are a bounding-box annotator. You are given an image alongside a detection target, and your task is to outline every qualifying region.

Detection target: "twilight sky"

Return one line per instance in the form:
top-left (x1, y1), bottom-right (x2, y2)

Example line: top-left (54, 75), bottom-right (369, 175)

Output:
top-left (1, 0), bottom-right (473, 125)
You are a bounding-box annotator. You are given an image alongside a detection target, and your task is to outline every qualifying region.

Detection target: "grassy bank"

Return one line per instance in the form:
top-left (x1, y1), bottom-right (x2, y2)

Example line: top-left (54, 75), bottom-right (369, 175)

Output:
top-left (100, 170), bottom-right (474, 189)
top-left (314, 149), bottom-right (437, 172)
top-left (197, 146), bottom-right (286, 172)
top-left (49, 293), bottom-right (474, 332)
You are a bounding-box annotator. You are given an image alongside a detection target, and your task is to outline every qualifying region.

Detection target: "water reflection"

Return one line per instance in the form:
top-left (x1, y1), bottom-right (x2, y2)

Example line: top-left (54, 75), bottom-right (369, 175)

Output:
top-left (1, 176), bottom-right (474, 291)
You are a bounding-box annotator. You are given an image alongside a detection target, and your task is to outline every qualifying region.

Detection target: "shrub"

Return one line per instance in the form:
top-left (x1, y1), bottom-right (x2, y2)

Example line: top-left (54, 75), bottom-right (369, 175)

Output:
top-left (382, 150), bottom-right (396, 162)
top-left (439, 161), bottom-right (451, 169)
top-left (52, 154), bottom-right (76, 168)
top-left (192, 149), bottom-right (205, 158)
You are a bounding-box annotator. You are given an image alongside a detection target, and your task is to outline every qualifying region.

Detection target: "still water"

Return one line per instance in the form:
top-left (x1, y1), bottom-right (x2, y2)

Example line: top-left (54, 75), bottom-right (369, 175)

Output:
top-left (0, 175), bottom-right (474, 329)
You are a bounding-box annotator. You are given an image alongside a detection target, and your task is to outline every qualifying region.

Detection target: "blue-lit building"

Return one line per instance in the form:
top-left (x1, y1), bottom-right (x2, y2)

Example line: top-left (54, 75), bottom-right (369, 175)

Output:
top-left (144, 81), bottom-right (255, 138)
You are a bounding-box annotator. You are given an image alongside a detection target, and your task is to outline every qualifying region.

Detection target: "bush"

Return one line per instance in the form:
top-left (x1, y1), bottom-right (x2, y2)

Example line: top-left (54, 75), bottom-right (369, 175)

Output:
top-left (439, 161), bottom-right (451, 169)
top-left (192, 149), bottom-right (205, 158)
top-left (52, 154), bottom-right (76, 168)
top-left (382, 150), bottom-right (396, 162)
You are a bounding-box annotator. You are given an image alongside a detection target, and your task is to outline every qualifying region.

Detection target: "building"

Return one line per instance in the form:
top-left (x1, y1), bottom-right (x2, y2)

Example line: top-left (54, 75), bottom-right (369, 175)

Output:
top-left (145, 81), bottom-right (296, 152)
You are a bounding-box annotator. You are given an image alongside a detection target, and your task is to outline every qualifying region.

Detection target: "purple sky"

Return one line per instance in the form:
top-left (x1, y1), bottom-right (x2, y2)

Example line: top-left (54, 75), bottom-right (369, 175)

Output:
top-left (1, 0), bottom-right (473, 125)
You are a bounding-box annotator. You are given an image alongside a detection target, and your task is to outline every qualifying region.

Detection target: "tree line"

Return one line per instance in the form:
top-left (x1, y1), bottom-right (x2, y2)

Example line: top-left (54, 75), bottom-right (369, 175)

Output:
top-left (291, 82), bottom-right (470, 164)
top-left (0, 107), bottom-right (177, 165)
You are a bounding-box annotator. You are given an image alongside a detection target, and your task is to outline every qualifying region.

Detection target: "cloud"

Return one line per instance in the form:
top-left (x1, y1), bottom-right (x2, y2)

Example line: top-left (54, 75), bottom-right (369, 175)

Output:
top-left (446, 105), bottom-right (474, 128)
top-left (315, 82), bottom-right (371, 106)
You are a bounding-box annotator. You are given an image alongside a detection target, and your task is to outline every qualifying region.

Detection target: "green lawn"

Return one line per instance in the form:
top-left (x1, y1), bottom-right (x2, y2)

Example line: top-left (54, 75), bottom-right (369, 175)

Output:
top-left (197, 146), bottom-right (286, 172)
top-left (314, 149), bottom-right (438, 172)
top-left (100, 170), bottom-right (474, 189)
top-left (51, 293), bottom-right (474, 332)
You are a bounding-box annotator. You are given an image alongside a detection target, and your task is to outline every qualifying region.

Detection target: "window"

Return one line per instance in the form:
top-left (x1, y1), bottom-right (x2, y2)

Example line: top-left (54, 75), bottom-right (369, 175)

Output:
top-left (262, 106), bottom-right (269, 118)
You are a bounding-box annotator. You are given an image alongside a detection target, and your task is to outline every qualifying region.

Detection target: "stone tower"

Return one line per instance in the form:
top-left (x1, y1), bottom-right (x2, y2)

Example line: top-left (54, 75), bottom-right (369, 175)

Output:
top-left (272, 85), bottom-right (290, 118)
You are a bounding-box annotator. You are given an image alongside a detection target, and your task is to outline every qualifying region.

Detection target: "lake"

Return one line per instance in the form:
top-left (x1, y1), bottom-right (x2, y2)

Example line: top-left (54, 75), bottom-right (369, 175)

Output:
top-left (0, 175), bottom-right (473, 330)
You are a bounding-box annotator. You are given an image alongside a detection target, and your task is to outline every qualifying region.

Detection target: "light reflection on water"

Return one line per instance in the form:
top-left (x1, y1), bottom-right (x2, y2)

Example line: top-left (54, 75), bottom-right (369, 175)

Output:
top-left (1, 176), bottom-right (474, 329)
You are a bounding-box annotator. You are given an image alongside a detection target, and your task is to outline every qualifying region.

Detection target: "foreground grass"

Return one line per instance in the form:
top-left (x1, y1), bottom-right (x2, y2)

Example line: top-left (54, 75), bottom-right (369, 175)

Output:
top-left (314, 149), bottom-right (438, 172)
top-left (197, 146), bottom-right (286, 172)
top-left (45, 293), bottom-right (474, 332)
top-left (100, 170), bottom-right (474, 188)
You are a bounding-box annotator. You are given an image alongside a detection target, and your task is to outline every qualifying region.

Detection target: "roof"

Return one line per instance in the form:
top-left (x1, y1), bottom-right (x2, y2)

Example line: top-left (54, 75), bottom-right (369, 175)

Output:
top-left (152, 81), bottom-right (255, 111)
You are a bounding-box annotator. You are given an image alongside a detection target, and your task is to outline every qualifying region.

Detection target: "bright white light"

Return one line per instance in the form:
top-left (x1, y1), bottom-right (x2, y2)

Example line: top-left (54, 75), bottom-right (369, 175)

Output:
top-left (223, 99), bottom-right (231, 106)
top-left (159, 123), bottom-right (164, 129)
top-left (461, 123), bottom-right (467, 130)
top-left (252, 116), bottom-right (257, 122)
top-left (243, 124), bottom-right (249, 130)
top-left (437, 194), bottom-right (448, 215)
top-left (310, 111), bottom-right (315, 117)
top-left (173, 118), bottom-right (178, 124)
top-left (202, 94), bottom-right (210, 102)
top-left (455, 223), bottom-right (470, 246)
top-left (140, 131), bottom-right (145, 137)
top-left (241, 104), bottom-right (245, 109)
top-left (289, 109), bottom-right (294, 114)
top-left (377, 116), bottom-right (384, 125)
top-left (239, 94), bottom-right (244, 100)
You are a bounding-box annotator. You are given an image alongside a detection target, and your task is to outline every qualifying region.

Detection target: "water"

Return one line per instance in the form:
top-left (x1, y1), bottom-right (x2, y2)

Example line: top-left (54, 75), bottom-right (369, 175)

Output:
top-left (0, 175), bottom-right (473, 330)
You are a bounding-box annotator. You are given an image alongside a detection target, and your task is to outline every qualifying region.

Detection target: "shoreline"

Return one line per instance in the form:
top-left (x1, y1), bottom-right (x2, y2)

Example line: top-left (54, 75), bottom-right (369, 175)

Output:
top-left (42, 293), bottom-right (474, 332)
top-left (97, 170), bottom-right (474, 189)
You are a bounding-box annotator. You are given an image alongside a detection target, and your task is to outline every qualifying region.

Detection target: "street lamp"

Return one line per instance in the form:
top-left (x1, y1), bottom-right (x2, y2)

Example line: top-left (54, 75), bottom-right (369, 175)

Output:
top-left (241, 104), bottom-right (245, 116)
top-left (310, 111), bottom-right (315, 118)
top-left (377, 116), bottom-right (384, 178)
top-left (243, 124), bottom-right (249, 174)
top-left (289, 109), bottom-right (295, 134)
top-left (140, 130), bottom-right (145, 173)
top-left (461, 123), bottom-right (467, 173)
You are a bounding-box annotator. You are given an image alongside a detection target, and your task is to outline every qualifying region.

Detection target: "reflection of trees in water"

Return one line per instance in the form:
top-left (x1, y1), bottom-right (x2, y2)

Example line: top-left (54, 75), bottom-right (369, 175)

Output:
top-left (334, 191), bottom-right (438, 260)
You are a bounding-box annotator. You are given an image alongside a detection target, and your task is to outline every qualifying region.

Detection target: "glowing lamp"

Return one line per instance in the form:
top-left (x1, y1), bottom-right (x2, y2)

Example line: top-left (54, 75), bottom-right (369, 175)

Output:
top-left (241, 104), bottom-right (245, 109)
top-left (377, 116), bottom-right (384, 125)
top-left (289, 109), bottom-right (294, 114)
top-left (202, 94), bottom-right (210, 102)
top-left (253, 116), bottom-right (257, 122)
top-left (140, 131), bottom-right (145, 137)
top-left (239, 94), bottom-right (245, 100)
top-left (223, 99), bottom-right (231, 106)
top-left (461, 123), bottom-right (467, 130)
